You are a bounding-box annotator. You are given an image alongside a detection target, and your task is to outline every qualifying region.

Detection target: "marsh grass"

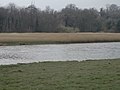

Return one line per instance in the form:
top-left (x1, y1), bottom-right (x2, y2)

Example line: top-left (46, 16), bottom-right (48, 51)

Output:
top-left (0, 59), bottom-right (120, 90)
top-left (0, 33), bottom-right (120, 45)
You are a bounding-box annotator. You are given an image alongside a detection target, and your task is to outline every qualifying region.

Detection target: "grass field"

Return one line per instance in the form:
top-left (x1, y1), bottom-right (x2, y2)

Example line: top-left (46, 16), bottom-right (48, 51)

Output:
top-left (0, 59), bottom-right (120, 90)
top-left (0, 33), bottom-right (120, 45)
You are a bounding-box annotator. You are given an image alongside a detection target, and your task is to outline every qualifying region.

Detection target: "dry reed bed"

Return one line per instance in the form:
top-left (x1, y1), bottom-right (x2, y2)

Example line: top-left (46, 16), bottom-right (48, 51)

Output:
top-left (0, 33), bottom-right (120, 45)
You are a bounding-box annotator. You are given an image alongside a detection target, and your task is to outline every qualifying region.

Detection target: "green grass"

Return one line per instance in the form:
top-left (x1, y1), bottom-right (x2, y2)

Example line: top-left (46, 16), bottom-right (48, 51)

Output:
top-left (0, 59), bottom-right (120, 90)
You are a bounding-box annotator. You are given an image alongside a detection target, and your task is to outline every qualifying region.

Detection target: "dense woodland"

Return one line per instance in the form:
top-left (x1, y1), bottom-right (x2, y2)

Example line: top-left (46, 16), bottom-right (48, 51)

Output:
top-left (0, 3), bottom-right (120, 33)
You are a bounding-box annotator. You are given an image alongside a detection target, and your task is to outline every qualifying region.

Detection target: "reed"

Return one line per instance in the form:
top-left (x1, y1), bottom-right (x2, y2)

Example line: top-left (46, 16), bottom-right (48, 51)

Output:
top-left (0, 33), bottom-right (120, 45)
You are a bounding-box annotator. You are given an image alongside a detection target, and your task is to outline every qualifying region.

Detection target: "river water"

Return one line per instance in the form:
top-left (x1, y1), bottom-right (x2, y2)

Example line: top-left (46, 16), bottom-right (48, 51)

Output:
top-left (0, 42), bottom-right (120, 65)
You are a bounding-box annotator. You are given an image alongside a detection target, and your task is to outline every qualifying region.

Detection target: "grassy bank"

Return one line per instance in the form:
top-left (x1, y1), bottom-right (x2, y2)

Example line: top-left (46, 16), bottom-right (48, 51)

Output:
top-left (0, 59), bottom-right (120, 90)
top-left (0, 33), bottom-right (120, 45)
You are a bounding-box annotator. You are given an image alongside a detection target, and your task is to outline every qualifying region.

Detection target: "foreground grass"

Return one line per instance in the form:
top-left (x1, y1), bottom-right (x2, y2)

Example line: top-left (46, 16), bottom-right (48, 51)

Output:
top-left (0, 33), bottom-right (120, 45)
top-left (0, 59), bottom-right (120, 90)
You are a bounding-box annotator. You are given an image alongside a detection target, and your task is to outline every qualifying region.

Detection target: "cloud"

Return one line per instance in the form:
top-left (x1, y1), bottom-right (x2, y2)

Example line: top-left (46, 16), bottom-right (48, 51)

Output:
top-left (0, 0), bottom-right (119, 10)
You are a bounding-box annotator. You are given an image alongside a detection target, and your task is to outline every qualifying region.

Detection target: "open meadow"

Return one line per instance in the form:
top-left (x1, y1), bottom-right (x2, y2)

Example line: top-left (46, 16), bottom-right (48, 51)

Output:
top-left (0, 33), bottom-right (120, 45)
top-left (0, 59), bottom-right (120, 90)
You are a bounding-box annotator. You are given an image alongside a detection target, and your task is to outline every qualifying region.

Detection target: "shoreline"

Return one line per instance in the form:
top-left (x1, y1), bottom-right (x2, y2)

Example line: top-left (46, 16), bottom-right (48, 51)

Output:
top-left (0, 58), bottom-right (119, 66)
top-left (0, 41), bottom-right (120, 46)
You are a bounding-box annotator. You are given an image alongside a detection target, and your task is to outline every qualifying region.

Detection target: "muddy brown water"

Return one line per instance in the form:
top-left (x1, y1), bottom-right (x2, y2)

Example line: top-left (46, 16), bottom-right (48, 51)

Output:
top-left (0, 42), bottom-right (120, 65)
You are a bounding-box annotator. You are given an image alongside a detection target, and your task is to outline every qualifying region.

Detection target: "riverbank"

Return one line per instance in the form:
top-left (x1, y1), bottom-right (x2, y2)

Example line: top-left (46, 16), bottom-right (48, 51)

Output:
top-left (0, 33), bottom-right (120, 45)
top-left (0, 59), bottom-right (120, 90)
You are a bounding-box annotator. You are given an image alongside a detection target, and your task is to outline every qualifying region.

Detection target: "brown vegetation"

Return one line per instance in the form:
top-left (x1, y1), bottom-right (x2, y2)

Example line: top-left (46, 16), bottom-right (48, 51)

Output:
top-left (0, 33), bottom-right (120, 45)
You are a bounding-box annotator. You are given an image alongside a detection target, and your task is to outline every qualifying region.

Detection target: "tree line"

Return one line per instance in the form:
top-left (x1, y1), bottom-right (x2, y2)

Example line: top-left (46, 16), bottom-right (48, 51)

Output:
top-left (0, 3), bottom-right (120, 33)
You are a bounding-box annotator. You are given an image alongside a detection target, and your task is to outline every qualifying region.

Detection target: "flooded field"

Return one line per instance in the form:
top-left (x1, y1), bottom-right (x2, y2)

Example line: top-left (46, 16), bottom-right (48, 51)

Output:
top-left (0, 42), bottom-right (120, 65)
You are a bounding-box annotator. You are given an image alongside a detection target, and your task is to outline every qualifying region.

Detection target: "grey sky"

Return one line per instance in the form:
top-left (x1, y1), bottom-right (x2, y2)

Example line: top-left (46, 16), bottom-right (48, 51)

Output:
top-left (0, 0), bottom-right (120, 10)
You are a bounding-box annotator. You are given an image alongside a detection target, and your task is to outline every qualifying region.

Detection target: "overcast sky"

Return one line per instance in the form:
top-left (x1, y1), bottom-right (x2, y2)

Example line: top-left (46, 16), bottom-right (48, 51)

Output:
top-left (0, 0), bottom-right (120, 10)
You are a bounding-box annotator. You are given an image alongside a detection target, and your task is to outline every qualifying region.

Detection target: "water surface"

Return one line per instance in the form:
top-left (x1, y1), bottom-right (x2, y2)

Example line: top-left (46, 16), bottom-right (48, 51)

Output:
top-left (0, 42), bottom-right (120, 65)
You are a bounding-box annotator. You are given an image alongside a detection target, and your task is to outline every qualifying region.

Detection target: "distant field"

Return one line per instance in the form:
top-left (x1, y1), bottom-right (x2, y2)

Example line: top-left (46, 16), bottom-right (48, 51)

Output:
top-left (0, 59), bottom-right (120, 90)
top-left (0, 33), bottom-right (120, 45)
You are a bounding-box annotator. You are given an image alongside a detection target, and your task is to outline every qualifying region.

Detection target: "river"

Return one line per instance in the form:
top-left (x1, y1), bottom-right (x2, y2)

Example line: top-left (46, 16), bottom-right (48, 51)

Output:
top-left (0, 42), bottom-right (120, 65)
